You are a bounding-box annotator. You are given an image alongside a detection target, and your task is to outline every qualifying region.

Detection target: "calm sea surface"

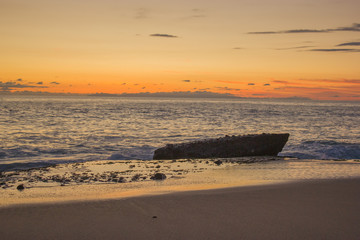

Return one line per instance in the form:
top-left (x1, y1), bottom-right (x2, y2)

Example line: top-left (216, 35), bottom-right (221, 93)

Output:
top-left (0, 95), bottom-right (359, 171)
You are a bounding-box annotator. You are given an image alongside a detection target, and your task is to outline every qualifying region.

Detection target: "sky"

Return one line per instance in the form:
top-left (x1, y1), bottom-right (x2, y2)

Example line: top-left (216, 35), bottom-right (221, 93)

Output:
top-left (0, 0), bottom-right (359, 100)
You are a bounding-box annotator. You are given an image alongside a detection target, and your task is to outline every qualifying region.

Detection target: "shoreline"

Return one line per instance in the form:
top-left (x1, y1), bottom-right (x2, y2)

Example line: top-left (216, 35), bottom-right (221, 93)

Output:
top-left (0, 157), bottom-right (284, 207)
top-left (1, 177), bottom-right (359, 240)
top-left (1, 157), bottom-right (360, 207)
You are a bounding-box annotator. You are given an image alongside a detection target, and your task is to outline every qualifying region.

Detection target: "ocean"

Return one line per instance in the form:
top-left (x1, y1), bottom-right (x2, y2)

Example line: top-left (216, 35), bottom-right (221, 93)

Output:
top-left (0, 95), bottom-right (359, 171)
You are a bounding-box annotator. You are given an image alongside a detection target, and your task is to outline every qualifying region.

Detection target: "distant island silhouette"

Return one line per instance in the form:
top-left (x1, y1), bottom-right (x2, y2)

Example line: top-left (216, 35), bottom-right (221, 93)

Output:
top-left (0, 90), bottom-right (313, 101)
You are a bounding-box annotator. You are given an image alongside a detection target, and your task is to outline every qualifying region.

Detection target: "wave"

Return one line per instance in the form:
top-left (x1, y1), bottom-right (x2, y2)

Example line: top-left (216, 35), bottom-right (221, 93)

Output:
top-left (1, 139), bottom-right (359, 172)
top-left (0, 153), bottom-right (105, 172)
top-left (280, 140), bottom-right (360, 160)
top-left (0, 145), bottom-right (156, 172)
top-left (107, 145), bottom-right (156, 160)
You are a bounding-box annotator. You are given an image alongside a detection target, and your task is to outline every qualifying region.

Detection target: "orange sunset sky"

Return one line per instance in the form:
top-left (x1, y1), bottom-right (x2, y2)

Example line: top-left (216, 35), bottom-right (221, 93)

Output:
top-left (0, 0), bottom-right (359, 100)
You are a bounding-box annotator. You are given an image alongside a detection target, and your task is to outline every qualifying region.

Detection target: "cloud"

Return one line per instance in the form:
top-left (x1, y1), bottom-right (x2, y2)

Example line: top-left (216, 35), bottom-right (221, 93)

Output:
top-left (248, 30), bottom-right (327, 34)
top-left (0, 81), bottom-right (48, 91)
top-left (215, 87), bottom-right (241, 91)
top-left (182, 80), bottom-right (191, 82)
top-left (215, 80), bottom-right (245, 84)
top-left (264, 83), bottom-right (271, 86)
top-left (276, 86), bottom-right (332, 91)
top-left (273, 79), bottom-right (360, 91)
top-left (333, 23), bottom-right (360, 32)
top-left (36, 81), bottom-right (43, 85)
top-left (272, 80), bottom-right (289, 84)
top-left (248, 83), bottom-right (255, 85)
top-left (276, 45), bottom-right (314, 50)
top-left (337, 79), bottom-right (360, 84)
top-left (150, 33), bottom-right (178, 38)
top-left (309, 48), bottom-right (360, 52)
top-left (50, 81), bottom-right (60, 85)
top-left (336, 41), bottom-right (360, 46)
top-left (285, 29), bottom-right (327, 33)
top-left (298, 78), bottom-right (360, 84)
top-left (233, 47), bottom-right (243, 50)
top-left (248, 23), bottom-right (360, 34)
top-left (248, 31), bottom-right (278, 34)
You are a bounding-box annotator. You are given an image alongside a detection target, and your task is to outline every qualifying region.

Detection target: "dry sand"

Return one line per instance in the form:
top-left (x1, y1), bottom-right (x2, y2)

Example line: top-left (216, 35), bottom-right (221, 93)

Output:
top-left (1, 178), bottom-right (359, 240)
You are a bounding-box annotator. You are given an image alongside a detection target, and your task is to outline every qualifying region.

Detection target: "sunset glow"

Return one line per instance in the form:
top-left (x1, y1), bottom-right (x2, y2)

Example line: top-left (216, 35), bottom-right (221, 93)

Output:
top-left (1, 0), bottom-right (359, 100)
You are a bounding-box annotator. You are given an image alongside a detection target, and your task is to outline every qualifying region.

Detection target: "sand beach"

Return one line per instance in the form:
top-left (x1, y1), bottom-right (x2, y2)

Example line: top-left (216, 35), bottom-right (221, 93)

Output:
top-left (1, 158), bottom-right (360, 239)
top-left (1, 178), bottom-right (360, 240)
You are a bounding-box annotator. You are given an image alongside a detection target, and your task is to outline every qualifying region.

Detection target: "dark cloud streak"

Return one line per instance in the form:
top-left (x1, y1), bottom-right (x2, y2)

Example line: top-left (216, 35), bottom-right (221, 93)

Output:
top-left (276, 45), bottom-right (314, 50)
top-left (0, 81), bottom-right (48, 91)
top-left (150, 33), bottom-right (178, 38)
top-left (215, 87), bottom-right (241, 91)
top-left (337, 41), bottom-right (360, 46)
top-left (309, 48), bottom-right (360, 52)
top-left (248, 23), bottom-right (360, 34)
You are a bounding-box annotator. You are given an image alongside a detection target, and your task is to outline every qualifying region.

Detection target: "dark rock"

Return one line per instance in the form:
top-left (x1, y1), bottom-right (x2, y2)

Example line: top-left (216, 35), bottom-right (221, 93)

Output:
top-left (151, 173), bottom-right (166, 180)
top-left (214, 160), bottom-right (222, 165)
top-left (118, 177), bottom-right (126, 183)
top-left (131, 174), bottom-right (141, 181)
top-left (17, 184), bottom-right (25, 191)
top-left (153, 133), bottom-right (289, 160)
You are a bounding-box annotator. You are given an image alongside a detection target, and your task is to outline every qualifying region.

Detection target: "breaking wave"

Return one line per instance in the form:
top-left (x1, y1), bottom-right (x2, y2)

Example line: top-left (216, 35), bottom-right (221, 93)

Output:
top-left (280, 140), bottom-right (360, 160)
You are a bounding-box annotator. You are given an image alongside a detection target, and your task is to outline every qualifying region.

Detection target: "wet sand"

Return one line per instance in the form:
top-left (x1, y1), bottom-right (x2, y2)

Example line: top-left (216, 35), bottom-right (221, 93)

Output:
top-left (0, 157), bottom-right (292, 206)
top-left (1, 178), bottom-right (359, 240)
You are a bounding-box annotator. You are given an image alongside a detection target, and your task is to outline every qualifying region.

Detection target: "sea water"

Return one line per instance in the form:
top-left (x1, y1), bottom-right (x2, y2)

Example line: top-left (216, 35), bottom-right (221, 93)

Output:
top-left (0, 95), bottom-right (359, 171)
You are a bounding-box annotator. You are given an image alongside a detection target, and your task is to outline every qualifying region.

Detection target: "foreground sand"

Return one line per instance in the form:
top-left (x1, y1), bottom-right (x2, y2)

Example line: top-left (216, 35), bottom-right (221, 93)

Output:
top-left (1, 178), bottom-right (359, 240)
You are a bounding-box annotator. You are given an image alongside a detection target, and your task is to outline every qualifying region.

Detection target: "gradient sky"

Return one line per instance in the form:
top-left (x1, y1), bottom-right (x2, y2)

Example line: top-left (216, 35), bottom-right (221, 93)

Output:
top-left (1, 0), bottom-right (359, 100)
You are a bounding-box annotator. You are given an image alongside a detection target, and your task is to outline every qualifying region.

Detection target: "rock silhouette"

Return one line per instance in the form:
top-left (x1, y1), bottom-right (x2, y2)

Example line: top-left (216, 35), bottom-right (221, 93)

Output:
top-left (153, 133), bottom-right (289, 160)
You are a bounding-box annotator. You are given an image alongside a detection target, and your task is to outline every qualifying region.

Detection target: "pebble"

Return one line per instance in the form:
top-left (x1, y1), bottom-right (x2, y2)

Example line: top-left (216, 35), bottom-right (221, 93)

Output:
top-left (151, 173), bottom-right (166, 180)
top-left (214, 160), bottom-right (223, 166)
top-left (16, 184), bottom-right (25, 191)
